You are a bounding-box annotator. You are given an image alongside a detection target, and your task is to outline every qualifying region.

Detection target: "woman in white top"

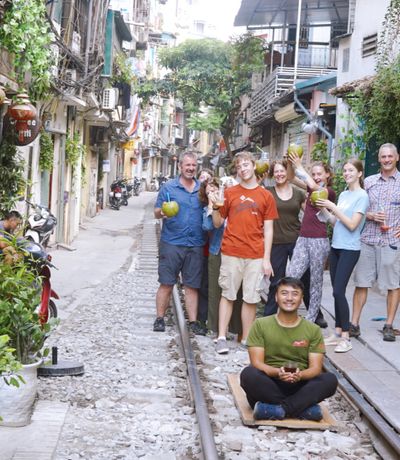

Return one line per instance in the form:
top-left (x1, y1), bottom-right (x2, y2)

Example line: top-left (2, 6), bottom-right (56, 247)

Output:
top-left (317, 158), bottom-right (369, 353)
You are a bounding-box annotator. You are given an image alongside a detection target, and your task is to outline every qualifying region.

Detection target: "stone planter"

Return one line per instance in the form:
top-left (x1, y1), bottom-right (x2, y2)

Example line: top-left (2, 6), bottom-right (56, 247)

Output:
top-left (0, 359), bottom-right (42, 427)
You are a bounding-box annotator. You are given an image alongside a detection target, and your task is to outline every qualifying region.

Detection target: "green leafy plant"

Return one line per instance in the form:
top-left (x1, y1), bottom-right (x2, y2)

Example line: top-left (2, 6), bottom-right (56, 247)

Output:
top-left (0, 334), bottom-right (23, 388)
top-left (310, 140), bottom-right (329, 163)
top-left (38, 130), bottom-right (54, 172)
top-left (111, 52), bottom-right (137, 88)
top-left (0, 0), bottom-right (54, 100)
top-left (0, 133), bottom-right (27, 215)
top-left (65, 132), bottom-right (86, 167)
top-left (0, 236), bottom-right (55, 364)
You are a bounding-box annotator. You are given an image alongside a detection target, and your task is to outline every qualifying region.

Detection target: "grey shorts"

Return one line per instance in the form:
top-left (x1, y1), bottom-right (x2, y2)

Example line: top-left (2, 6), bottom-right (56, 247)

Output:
top-left (353, 242), bottom-right (400, 290)
top-left (158, 240), bottom-right (204, 288)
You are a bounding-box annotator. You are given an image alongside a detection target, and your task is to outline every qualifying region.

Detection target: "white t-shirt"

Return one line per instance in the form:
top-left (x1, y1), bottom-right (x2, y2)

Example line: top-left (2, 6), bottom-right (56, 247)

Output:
top-left (332, 189), bottom-right (369, 251)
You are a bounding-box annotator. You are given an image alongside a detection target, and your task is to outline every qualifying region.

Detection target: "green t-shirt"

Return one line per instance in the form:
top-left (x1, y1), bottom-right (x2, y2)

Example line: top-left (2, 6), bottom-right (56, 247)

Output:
top-left (247, 315), bottom-right (325, 370)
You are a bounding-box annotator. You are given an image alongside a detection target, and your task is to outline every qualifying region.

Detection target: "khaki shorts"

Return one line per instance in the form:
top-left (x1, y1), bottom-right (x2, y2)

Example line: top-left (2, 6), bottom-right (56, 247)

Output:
top-left (353, 242), bottom-right (400, 291)
top-left (219, 254), bottom-right (263, 304)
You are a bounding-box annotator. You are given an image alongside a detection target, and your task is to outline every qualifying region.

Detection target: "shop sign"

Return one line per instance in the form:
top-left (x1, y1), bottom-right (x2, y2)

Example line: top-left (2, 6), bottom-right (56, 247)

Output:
top-left (4, 112), bottom-right (41, 146)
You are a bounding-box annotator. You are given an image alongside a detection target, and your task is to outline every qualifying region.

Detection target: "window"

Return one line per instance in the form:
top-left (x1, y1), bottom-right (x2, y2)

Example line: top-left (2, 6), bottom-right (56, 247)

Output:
top-left (342, 48), bottom-right (350, 72)
top-left (194, 21), bottom-right (205, 35)
top-left (362, 33), bottom-right (378, 58)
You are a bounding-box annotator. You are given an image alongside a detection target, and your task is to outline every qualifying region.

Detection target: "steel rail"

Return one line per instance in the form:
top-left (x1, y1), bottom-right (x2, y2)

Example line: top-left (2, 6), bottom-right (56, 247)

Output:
top-left (324, 358), bottom-right (400, 457)
top-left (172, 286), bottom-right (219, 460)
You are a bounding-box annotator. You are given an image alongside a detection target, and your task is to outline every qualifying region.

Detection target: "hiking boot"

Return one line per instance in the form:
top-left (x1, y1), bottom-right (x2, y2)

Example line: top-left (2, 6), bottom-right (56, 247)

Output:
top-left (334, 339), bottom-right (352, 353)
top-left (383, 324), bottom-right (396, 342)
top-left (153, 317), bottom-right (165, 332)
top-left (349, 323), bottom-right (360, 338)
top-left (215, 338), bottom-right (229, 354)
top-left (253, 402), bottom-right (285, 420)
top-left (315, 311), bottom-right (328, 328)
top-left (189, 321), bottom-right (207, 336)
top-left (298, 404), bottom-right (323, 421)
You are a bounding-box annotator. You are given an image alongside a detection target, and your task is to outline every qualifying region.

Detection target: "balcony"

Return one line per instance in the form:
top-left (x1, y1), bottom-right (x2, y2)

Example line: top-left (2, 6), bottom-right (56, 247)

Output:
top-left (250, 66), bottom-right (334, 126)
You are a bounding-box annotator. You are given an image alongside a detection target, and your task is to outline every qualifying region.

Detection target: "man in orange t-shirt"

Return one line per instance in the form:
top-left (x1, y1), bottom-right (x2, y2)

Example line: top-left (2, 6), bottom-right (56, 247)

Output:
top-left (210, 152), bottom-right (278, 354)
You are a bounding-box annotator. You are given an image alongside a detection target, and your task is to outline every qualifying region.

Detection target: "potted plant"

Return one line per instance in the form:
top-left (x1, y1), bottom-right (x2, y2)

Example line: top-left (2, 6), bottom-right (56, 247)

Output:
top-left (0, 235), bottom-right (53, 426)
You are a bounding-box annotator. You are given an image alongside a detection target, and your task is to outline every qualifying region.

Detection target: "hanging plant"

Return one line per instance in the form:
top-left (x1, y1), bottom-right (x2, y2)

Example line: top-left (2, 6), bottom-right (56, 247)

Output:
top-left (65, 132), bottom-right (84, 167)
top-left (0, 0), bottom-right (54, 100)
top-left (111, 52), bottom-right (137, 89)
top-left (38, 130), bottom-right (54, 172)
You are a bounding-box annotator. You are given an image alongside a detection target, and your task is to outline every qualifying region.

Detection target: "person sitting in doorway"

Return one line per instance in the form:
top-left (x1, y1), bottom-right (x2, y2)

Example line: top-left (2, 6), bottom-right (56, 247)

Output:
top-left (240, 277), bottom-right (338, 421)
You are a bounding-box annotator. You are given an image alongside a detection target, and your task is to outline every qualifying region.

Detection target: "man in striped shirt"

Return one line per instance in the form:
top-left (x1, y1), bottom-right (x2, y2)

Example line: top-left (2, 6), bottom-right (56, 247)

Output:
top-left (351, 143), bottom-right (400, 341)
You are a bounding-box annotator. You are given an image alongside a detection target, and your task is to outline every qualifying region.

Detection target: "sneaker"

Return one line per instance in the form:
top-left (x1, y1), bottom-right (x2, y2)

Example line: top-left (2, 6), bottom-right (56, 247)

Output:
top-left (216, 338), bottom-right (229, 354)
top-left (153, 317), bottom-right (165, 332)
top-left (253, 402), bottom-right (285, 420)
top-left (334, 339), bottom-right (352, 353)
top-left (324, 334), bottom-right (341, 346)
top-left (298, 404), bottom-right (323, 421)
top-left (349, 323), bottom-right (360, 338)
top-left (189, 321), bottom-right (207, 336)
top-left (383, 324), bottom-right (396, 342)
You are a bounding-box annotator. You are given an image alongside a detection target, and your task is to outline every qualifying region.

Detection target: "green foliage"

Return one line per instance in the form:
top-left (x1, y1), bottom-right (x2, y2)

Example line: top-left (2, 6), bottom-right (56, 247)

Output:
top-left (0, 134), bottom-right (27, 215)
top-left (310, 140), bottom-right (328, 162)
top-left (0, 236), bottom-right (55, 364)
top-left (348, 57), bottom-right (400, 145)
top-left (377, 0), bottom-right (400, 68)
top-left (0, 335), bottom-right (23, 390)
top-left (39, 130), bottom-right (54, 172)
top-left (331, 116), bottom-right (366, 198)
top-left (111, 52), bottom-right (137, 88)
top-left (0, 0), bottom-right (54, 100)
top-left (187, 109), bottom-right (224, 132)
top-left (65, 132), bottom-right (85, 167)
top-left (137, 34), bottom-right (265, 152)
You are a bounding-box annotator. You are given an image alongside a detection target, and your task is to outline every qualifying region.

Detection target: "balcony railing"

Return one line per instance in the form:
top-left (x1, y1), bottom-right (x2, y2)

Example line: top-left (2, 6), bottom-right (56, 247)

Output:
top-left (250, 66), bottom-right (334, 125)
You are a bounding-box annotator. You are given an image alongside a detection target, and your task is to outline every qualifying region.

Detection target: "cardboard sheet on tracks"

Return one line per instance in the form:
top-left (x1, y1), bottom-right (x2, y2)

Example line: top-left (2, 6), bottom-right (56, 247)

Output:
top-left (227, 373), bottom-right (337, 430)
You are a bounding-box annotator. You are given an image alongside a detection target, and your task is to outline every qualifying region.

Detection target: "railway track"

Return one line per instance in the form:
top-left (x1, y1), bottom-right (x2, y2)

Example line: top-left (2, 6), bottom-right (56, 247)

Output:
top-left (145, 209), bottom-right (396, 459)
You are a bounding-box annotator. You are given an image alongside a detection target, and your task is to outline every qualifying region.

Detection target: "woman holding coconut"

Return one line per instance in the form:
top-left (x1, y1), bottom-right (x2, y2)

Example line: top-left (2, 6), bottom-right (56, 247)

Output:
top-left (316, 159), bottom-right (369, 353)
top-left (286, 153), bottom-right (335, 324)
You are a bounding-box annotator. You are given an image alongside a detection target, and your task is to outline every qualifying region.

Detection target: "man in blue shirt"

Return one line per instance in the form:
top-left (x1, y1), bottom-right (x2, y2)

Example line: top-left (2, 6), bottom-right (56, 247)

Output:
top-left (153, 152), bottom-right (207, 334)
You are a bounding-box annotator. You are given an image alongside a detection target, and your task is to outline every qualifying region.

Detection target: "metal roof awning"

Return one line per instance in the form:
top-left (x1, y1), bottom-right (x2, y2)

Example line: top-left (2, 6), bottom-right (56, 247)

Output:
top-left (295, 72), bottom-right (337, 94)
top-left (234, 0), bottom-right (349, 28)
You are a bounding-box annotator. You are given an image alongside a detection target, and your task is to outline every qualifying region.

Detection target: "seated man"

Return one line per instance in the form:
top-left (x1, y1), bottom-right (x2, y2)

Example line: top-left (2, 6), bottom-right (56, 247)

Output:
top-left (240, 277), bottom-right (338, 421)
top-left (0, 211), bottom-right (22, 250)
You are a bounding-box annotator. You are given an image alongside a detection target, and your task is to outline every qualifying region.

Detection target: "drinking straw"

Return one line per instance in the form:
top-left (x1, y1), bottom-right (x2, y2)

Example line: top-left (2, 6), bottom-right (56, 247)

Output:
top-left (166, 192), bottom-right (170, 202)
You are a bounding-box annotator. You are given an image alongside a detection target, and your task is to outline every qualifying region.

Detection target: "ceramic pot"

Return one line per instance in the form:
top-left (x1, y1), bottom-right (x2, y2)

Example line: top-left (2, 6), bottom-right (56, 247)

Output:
top-left (0, 359), bottom-right (43, 427)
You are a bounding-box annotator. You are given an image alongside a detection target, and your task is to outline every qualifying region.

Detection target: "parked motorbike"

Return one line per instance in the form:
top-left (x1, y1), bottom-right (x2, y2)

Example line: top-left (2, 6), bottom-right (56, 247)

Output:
top-left (133, 176), bottom-right (141, 196)
top-left (150, 176), bottom-right (159, 192)
top-left (15, 238), bottom-right (59, 324)
top-left (119, 180), bottom-right (129, 206)
top-left (25, 201), bottom-right (57, 248)
top-left (109, 180), bottom-right (122, 210)
top-left (158, 174), bottom-right (168, 188)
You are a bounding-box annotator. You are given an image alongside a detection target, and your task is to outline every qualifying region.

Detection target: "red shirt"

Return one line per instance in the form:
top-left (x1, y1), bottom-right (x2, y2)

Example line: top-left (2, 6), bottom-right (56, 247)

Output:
top-left (219, 184), bottom-right (278, 258)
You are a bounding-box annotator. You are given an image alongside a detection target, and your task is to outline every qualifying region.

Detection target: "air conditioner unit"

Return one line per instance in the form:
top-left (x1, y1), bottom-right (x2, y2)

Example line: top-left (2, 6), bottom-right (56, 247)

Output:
top-left (71, 31), bottom-right (81, 55)
top-left (102, 88), bottom-right (119, 110)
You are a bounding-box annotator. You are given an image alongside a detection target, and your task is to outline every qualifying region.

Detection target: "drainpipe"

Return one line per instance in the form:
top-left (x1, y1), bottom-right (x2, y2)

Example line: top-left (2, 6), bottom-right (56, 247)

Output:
top-left (293, 90), bottom-right (334, 165)
top-left (84, 0), bottom-right (93, 78)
